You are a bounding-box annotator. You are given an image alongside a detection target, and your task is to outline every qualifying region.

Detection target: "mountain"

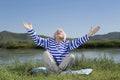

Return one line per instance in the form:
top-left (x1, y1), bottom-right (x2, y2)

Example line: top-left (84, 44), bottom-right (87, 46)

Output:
top-left (0, 31), bottom-right (31, 44)
top-left (0, 31), bottom-right (49, 44)
top-left (0, 31), bottom-right (120, 44)
top-left (90, 32), bottom-right (120, 40)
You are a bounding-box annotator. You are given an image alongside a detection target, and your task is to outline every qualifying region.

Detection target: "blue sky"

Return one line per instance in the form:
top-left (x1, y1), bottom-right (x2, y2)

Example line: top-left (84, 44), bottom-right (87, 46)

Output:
top-left (0, 0), bottom-right (120, 38)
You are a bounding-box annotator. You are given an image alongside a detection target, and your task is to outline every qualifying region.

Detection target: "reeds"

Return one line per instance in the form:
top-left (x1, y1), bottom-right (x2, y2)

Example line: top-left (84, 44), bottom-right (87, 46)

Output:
top-left (0, 40), bottom-right (120, 49)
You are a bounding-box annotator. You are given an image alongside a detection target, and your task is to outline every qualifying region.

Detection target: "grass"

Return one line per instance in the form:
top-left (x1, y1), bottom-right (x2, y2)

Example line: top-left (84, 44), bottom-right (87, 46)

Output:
top-left (0, 56), bottom-right (120, 80)
top-left (0, 40), bottom-right (120, 49)
top-left (81, 40), bottom-right (120, 49)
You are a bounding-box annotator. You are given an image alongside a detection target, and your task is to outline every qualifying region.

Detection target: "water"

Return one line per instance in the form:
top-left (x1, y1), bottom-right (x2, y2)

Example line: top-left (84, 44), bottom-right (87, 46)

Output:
top-left (0, 48), bottom-right (120, 64)
top-left (0, 49), bottom-right (44, 64)
top-left (73, 49), bottom-right (120, 63)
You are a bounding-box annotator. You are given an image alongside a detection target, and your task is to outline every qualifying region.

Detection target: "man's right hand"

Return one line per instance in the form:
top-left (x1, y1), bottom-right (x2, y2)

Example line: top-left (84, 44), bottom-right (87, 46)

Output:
top-left (22, 22), bottom-right (32, 30)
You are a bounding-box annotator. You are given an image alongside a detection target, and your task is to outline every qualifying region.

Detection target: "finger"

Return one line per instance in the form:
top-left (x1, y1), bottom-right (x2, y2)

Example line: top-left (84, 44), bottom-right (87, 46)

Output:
top-left (95, 26), bottom-right (100, 31)
top-left (96, 26), bottom-right (100, 29)
top-left (93, 26), bottom-right (100, 33)
top-left (23, 22), bottom-right (27, 26)
top-left (22, 22), bottom-right (26, 26)
top-left (22, 22), bottom-right (25, 25)
top-left (22, 22), bottom-right (26, 24)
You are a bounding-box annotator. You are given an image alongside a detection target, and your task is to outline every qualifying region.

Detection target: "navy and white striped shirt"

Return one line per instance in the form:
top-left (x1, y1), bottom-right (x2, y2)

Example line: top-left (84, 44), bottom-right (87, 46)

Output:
top-left (27, 28), bottom-right (89, 65)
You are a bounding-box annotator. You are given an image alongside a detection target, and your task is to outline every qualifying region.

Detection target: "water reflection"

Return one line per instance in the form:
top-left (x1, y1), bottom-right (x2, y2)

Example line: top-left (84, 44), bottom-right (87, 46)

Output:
top-left (73, 49), bottom-right (120, 63)
top-left (0, 49), bottom-right (44, 64)
top-left (0, 48), bottom-right (120, 64)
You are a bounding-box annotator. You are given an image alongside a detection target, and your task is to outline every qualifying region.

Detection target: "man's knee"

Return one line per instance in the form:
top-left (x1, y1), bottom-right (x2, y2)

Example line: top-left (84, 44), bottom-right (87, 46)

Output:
top-left (69, 54), bottom-right (75, 61)
top-left (44, 51), bottom-right (56, 64)
top-left (43, 51), bottom-right (51, 62)
top-left (44, 51), bottom-right (49, 56)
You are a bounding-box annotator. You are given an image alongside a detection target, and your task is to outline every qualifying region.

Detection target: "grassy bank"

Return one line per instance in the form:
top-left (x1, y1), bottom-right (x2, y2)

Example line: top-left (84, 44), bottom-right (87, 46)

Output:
top-left (0, 43), bottom-right (43, 49)
top-left (0, 57), bottom-right (120, 80)
top-left (83, 40), bottom-right (120, 49)
top-left (0, 40), bottom-right (120, 49)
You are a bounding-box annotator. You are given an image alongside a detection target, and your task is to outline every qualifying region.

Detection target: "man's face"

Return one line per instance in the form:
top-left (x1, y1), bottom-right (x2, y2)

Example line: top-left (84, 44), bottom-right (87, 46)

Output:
top-left (54, 29), bottom-right (65, 39)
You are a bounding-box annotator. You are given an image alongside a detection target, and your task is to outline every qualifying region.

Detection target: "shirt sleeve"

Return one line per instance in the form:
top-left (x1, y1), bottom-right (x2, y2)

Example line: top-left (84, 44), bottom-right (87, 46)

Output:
top-left (68, 34), bottom-right (89, 50)
top-left (27, 28), bottom-right (48, 48)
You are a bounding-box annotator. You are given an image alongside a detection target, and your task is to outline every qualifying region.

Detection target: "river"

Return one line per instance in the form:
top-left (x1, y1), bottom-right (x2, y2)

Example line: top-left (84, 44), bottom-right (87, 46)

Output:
top-left (0, 48), bottom-right (120, 64)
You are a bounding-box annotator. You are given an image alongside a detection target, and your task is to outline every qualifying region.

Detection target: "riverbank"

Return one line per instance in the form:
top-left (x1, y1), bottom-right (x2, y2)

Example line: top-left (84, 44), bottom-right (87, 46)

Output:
top-left (0, 57), bottom-right (120, 80)
top-left (0, 40), bottom-right (120, 49)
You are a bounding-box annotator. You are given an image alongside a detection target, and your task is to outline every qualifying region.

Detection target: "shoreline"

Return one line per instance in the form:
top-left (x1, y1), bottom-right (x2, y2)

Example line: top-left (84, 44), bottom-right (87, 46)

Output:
top-left (0, 57), bottom-right (120, 80)
top-left (0, 40), bottom-right (120, 49)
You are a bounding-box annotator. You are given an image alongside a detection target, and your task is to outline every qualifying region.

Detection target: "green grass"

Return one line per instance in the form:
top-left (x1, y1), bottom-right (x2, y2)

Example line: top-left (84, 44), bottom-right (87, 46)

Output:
top-left (0, 40), bottom-right (120, 49)
top-left (81, 40), bottom-right (120, 49)
top-left (0, 56), bottom-right (120, 80)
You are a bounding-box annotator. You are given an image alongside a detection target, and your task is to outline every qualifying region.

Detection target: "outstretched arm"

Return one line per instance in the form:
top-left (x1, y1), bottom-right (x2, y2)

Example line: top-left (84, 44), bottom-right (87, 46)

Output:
top-left (68, 26), bottom-right (100, 50)
top-left (88, 26), bottom-right (100, 37)
top-left (22, 22), bottom-right (32, 30)
top-left (22, 22), bottom-right (48, 48)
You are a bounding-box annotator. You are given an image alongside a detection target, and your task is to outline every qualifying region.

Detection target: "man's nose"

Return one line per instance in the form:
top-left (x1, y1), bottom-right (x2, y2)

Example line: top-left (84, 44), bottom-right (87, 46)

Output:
top-left (57, 31), bottom-right (61, 33)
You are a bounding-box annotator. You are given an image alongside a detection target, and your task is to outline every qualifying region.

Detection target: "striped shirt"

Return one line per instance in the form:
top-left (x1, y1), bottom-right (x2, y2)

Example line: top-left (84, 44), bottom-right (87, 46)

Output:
top-left (27, 28), bottom-right (89, 65)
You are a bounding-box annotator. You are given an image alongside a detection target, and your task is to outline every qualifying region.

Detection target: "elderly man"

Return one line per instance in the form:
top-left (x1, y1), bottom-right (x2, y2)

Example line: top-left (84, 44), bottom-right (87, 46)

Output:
top-left (22, 22), bottom-right (100, 73)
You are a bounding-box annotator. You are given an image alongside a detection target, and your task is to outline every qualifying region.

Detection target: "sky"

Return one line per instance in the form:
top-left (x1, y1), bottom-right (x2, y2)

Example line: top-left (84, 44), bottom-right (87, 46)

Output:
top-left (0, 0), bottom-right (120, 38)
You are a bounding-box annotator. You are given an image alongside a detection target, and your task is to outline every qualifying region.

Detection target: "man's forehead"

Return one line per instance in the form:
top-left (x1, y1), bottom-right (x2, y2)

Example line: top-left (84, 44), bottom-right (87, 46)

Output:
top-left (57, 28), bottom-right (63, 31)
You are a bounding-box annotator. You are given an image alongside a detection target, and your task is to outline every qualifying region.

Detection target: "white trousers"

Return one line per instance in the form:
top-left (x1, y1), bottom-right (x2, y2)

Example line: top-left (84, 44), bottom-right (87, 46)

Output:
top-left (43, 51), bottom-right (75, 73)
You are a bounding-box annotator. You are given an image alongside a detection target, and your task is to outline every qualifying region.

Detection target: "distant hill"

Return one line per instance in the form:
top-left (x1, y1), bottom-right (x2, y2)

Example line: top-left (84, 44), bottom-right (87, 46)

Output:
top-left (90, 32), bottom-right (120, 40)
top-left (0, 31), bottom-right (48, 44)
top-left (0, 31), bottom-right (120, 44)
top-left (0, 31), bottom-right (31, 44)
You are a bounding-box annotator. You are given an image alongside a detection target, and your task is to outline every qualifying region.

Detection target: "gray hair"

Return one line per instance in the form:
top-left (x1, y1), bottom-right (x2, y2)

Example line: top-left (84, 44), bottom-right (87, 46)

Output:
top-left (53, 28), bottom-right (66, 41)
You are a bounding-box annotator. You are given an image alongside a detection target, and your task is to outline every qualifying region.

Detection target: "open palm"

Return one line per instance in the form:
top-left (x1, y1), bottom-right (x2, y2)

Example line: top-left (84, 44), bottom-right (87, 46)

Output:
top-left (22, 22), bottom-right (32, 30)
top-left (88, 26), bottom-right (100, 37)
